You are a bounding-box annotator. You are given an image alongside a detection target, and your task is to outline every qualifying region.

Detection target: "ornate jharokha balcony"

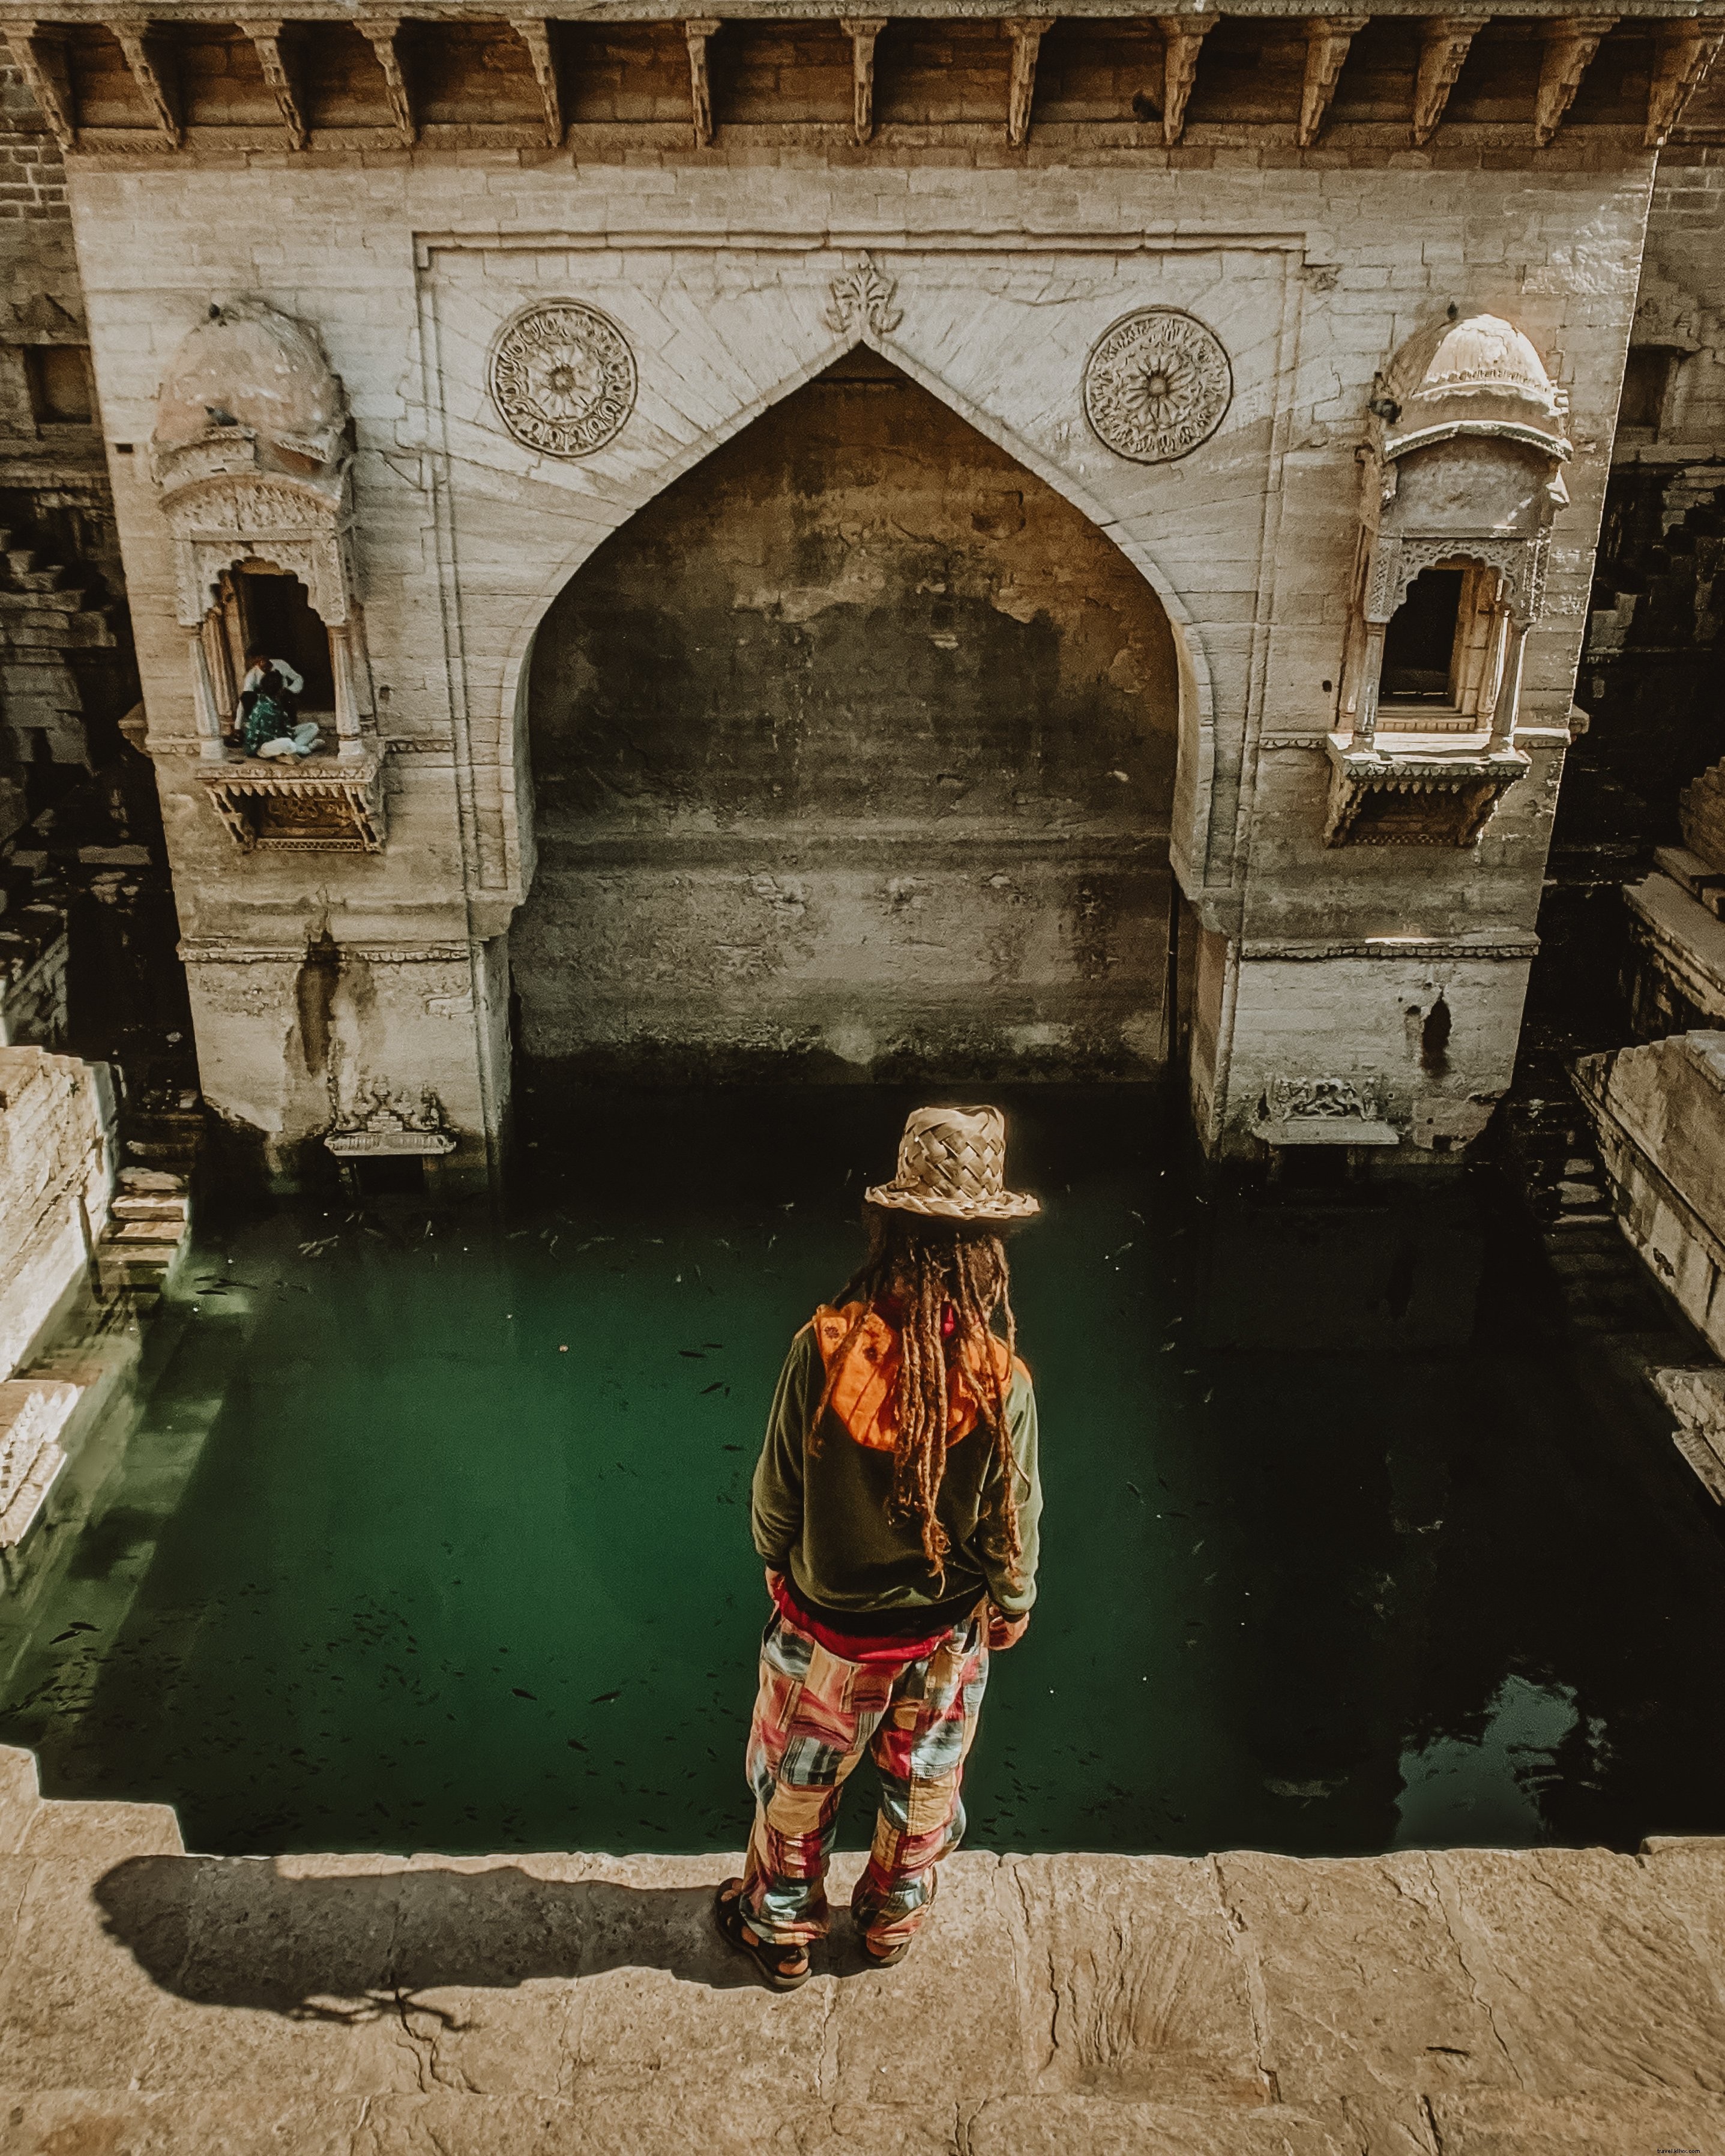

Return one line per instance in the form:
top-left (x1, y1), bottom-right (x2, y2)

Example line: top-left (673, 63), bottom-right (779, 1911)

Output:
top-left (1323, 728), bottom-right (1530, 848)
top-left (196, 742), bottom-right (387, 855)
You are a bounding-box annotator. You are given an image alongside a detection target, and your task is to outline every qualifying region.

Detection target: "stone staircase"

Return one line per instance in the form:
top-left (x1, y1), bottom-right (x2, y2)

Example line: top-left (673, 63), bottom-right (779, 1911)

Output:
top-left (93, 1161), bottom-right (193, 1300)
top-left (1, 1741), bottom-right (1723, 2154)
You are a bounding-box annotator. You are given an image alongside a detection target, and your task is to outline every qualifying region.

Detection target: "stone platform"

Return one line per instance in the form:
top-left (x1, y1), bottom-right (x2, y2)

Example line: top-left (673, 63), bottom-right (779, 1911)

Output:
top-left (2, 1746), bottom-right (1724, 2155)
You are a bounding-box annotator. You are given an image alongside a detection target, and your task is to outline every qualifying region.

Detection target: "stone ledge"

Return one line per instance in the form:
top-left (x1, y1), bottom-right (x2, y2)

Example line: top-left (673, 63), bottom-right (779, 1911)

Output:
top-left (1, 1747), bottom-right (1723, 2151)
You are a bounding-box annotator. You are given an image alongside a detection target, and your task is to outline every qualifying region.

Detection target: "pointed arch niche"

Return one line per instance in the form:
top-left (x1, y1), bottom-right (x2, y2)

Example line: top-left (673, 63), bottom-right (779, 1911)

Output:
top-left (512, 347), bottom-right (1182, 1080)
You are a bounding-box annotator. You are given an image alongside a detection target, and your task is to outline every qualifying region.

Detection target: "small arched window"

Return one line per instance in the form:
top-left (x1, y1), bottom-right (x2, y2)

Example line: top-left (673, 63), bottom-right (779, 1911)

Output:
top-left (1377, 561), bottom-right (1505, 732)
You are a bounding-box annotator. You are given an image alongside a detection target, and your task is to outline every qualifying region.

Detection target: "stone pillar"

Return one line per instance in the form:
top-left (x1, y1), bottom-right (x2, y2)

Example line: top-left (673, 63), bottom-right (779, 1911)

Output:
top-left (329, 624), bottom-right (365, 761)
top-left (187, 628), bottom-right (229, 763)
top-left (179, 933), bottom-right (510, 1195)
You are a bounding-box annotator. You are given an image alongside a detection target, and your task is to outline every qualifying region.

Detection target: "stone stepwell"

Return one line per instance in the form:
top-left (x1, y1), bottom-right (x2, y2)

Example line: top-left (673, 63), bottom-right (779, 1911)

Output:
top-left (2, 1745), bottom-right (1723, 2155)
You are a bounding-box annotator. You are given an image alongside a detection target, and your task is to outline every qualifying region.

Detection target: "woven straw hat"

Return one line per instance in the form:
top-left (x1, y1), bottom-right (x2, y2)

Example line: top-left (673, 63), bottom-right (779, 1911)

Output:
top-left (864, 1105), bottom-right (1040, 1223)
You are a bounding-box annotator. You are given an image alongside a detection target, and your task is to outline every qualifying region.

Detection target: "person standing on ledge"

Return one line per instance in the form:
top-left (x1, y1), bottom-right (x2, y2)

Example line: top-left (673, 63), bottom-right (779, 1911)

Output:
top-left (716, 1104), bottom-right (1043, 1989)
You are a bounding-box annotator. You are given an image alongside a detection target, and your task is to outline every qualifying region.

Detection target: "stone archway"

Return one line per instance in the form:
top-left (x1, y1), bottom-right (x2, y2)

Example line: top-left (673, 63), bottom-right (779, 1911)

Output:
top-left (512, 347), bottom-right (1181, 1080)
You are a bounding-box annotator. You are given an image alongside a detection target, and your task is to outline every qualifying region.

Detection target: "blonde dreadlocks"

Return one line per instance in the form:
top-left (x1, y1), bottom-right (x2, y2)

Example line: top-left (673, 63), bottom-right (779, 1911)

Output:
top-left (810, 1206), bottom-right (1026, 1589)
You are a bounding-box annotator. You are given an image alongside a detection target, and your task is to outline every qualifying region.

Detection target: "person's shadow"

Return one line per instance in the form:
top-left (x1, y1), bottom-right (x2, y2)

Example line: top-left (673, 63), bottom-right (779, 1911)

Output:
top-left (95, 1855), bottom-right (874, 2019)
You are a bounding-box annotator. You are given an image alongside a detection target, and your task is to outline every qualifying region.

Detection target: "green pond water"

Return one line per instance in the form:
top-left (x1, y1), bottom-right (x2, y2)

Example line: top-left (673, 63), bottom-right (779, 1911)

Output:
top-left (4, 1082), bottom-right (1724, 1860)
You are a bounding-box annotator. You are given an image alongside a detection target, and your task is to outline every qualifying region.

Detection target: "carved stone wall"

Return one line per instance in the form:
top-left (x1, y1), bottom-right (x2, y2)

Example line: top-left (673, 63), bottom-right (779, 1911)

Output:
top-left (54, 126), bottom-right (1650, 1167)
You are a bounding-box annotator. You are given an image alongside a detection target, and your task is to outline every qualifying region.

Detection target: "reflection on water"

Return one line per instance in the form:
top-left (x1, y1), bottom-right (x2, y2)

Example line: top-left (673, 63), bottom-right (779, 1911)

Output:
top-left (1395, 1676), bottom-right (1585, 1847)
top-left (1, 1083), bottom-right (1721, 1859)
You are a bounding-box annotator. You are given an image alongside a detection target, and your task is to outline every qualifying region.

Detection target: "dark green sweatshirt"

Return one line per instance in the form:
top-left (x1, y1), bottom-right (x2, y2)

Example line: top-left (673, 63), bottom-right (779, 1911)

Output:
top-left (750, 1322), bottom-right (1042, 1624)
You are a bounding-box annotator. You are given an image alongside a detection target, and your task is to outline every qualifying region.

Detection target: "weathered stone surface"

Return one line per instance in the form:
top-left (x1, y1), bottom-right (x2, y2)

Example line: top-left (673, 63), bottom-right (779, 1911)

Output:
top-left (1214, 1849), bottom-right (1510, 2106)
top-left (968, 2096), bottom-right (1363, 2155)
top-left (1430, 1844), bottom-right (1725, 2097)
top-left (4, 1780), bottom-right (1724, 2149)
top-left (0, 1856), bottom-right (197, 2092)
top-left (1644, 1834), bottom-right (1725, 1993)
top-left (0, 2089), bottom-right (367, 2154)
top-left (0, 1745), bottom-right (38, 1854)
top-left (1428, 2087), bottom-right (1725, 2154)
top-left (1005, 1853), bottom-right (1266, 2104)
top-left (19, 1798), bottom-right (182, 1859)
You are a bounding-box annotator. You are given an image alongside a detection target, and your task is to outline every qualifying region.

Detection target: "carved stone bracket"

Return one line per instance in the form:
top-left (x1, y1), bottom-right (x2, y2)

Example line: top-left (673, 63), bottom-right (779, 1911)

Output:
top-left (1157, 14), bottom-right (1218, 147)
top-left (108, 23), bottom-right (181, 148)
top-left (1323, 735), bottom-right (1530, 847)
top-left (841, 16), bottom-right (886, 145)
top-left (199, 752), bottom-right (387, 854)
top-left (10, 22), bottom-right (74, 149)
top-left (1298, 16), bottom-right (1368, 148)
top-left (511, 19), bottom-right (564, 146)
top-left (360, 17), bottom-right (417, 145)
top-left (684, 17), bottom-right (720, 148)
top-left (826, 252), bottom-right (902, 339)
top-left (1412, 16), bottom-right (1489, 144)
top-left (238, 19), bottom-right (309, 151)
top-left (1004, 17), bottom-right (1055, 147)
top-left (1534, 15), bottom-right (1617, 148)
top-left (1646, 17), bottom-right (1725, 146)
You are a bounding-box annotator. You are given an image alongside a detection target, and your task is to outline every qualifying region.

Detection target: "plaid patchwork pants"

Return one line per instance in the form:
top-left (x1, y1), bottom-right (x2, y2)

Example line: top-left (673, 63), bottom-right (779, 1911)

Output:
top-left (741, 1602), bottom-right (989, 1952)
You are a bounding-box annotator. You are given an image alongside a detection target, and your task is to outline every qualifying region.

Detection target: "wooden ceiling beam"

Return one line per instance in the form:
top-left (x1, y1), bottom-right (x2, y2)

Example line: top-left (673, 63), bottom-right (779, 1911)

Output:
top-left (1297, 13), bottom-right (1367, 146)
top-left (1004, 15), bottom-right (1054, 147)
top-left (238, 17), bottom-right (309, 149)
top-left (1533, 13), bottom-right (1616, 146)
top-left (1157, 11), bottom-right (1217, 148)
top-left (1645, 14), bottom-right (1724, 145)
top-left (840, 14), bottom-right (884, 144)
top-left (107, 20), bottom-right (180, 146)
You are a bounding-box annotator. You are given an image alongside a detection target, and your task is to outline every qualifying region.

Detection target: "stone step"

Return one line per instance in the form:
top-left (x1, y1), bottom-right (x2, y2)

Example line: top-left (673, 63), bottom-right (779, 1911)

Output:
top-left (102, 1217), bottom-right (187, 1245)
top-left (110, 1193), bottom-right (189, 1220)
top-left (14, 1795), bottom-right (183, 1859)
top-left (117, 1166), bottom-right (187, 1193)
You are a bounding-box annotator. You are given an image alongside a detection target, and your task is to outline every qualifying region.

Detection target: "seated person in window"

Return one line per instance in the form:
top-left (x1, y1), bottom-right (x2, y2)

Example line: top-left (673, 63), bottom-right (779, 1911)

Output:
top-left (235, 651), bottom-right (322, 759)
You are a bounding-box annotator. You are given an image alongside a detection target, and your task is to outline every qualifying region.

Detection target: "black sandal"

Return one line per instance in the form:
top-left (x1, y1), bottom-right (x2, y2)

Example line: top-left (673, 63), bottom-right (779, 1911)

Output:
top-left (859, 1868), bottom-right (936, 1967)
top-left (714, 1878), bottom-right (813, 1991)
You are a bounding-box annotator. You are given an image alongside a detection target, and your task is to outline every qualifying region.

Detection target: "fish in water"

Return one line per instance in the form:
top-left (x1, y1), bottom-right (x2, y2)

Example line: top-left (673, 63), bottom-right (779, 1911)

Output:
top-left (591, 1688), bottom-right (622, 1704)
top-left (511, 1688), bottom-right (538, 1701)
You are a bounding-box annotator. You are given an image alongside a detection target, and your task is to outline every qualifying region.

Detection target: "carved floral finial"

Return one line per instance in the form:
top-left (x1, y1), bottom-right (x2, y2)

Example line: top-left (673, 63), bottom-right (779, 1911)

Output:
top-left (825, 253), bottom-right (903, 339)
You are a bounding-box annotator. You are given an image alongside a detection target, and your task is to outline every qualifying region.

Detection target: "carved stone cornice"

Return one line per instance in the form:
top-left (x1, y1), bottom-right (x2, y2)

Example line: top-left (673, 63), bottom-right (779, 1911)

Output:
top-left (1244, 935), bottom-right (1540, 960)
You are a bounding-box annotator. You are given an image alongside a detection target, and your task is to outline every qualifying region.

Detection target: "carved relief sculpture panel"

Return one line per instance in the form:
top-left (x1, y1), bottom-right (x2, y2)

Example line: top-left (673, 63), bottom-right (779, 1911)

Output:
top-left (1083, 307), bottom-right (1232, 464)
top-left (489, 302), bottom-right (637, 459)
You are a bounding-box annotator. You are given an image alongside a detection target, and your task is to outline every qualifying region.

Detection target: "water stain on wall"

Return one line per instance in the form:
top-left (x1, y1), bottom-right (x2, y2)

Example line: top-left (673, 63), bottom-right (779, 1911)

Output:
top-left (516, 349), bottom-right (1180, 1080)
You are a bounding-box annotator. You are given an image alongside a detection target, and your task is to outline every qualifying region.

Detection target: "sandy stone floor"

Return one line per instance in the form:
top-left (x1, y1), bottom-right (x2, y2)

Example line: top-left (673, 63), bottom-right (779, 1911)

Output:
top-left (3, 1745), bottom-right (1724, 2154)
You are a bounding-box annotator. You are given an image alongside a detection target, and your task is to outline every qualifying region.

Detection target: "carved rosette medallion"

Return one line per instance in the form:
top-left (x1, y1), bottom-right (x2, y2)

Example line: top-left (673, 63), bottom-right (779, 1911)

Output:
top-left (489, 302), bottom-right (637, 459)
top-left (1082, 308), bottom-right (1232, 464)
